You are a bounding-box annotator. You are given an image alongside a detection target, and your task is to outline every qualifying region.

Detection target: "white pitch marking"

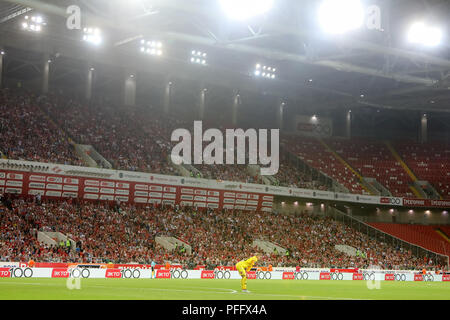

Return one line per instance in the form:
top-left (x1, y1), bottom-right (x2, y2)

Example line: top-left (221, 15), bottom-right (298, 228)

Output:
top-left (90, 284), bottom-right (237, 295)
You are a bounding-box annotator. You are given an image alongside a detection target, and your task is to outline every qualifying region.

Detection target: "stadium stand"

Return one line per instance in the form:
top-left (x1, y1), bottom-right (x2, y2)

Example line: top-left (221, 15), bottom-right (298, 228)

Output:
top-left (274, 159), bottom-right (328, 190)
top-left (284, 136), bottom-right (366, 194)
top-left (393, 140), bottom-right (450, 199)
top-left (439, 226), bottom-right (450, 239)
top-left (368, 223), bottom-right (450, 259)
top-left (39, 93), bottom-right (176, 175)
top-left (326, 138), bottom-right (415, 198)
top-left (0, 89), bottom-right (83, 166)
top-left (2, 88), bottom-right (449, 199)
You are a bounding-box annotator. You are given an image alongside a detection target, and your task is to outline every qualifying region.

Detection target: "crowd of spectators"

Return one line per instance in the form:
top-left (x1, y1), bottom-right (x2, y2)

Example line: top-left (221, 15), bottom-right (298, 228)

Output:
top-left (39, 94), bottom-right (176, 175)
top-left (0, 195), bottom-right (442, 270)
top-left (194, 163), bottom-right (260, 184)
top-left (1, 88), bottom-right (448, 199)
top-left (1, 88), bottom-right (330, 190)
top-left (274, 157), bottom-right (329, 191)
top-left (0, 89), bottom-right (83, 166)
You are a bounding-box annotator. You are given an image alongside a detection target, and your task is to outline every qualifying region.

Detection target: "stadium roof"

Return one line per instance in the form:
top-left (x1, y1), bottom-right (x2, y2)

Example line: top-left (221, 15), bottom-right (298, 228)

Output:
top-left (0, 0), bottom-right (449, 112)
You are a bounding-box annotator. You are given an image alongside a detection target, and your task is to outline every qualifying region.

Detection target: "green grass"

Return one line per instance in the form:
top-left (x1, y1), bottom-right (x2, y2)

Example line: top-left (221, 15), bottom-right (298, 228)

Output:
top-left (0, 278), bottom-right (449, 300)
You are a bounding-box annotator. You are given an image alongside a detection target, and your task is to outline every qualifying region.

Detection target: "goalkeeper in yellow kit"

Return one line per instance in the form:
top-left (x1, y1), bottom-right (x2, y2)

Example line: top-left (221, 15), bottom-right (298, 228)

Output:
top-left (235, 253), bottom-right (261, 293)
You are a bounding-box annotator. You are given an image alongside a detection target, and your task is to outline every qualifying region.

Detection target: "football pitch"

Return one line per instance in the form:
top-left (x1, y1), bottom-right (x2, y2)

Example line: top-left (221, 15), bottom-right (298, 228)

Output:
top-left (0, 278), bottom-right (449, 300)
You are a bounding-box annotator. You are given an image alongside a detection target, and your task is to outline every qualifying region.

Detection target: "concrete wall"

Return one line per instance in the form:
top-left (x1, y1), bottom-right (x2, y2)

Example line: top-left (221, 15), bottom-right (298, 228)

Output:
top-left (273, 200), bottom-right (449, 225)
top-left (352, 208), bottom-right (450, 225)
top-left (273, 201), bottom-right (327, 216)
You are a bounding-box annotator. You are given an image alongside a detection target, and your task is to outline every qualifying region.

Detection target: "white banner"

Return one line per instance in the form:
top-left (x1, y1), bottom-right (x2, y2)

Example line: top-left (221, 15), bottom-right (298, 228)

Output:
top-left (1, 159), bottom-right (449, 209)
top-left (294, 115), bottom-right (333, 137)
top-left (0, 267), bottom-right (448, 282)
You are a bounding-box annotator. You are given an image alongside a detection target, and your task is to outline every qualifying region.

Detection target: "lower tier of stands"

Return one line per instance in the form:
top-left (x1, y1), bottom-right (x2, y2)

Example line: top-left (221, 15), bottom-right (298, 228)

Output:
top-left (0, 194), bottom-right (442, 270)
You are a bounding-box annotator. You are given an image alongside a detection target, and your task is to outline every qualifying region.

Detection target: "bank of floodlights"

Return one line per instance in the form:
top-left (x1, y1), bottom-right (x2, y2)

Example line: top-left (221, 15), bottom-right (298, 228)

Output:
top-left (254, 64), bottom-right (276, 79)
top-left (140, 40), bottom-right (163, 56)
top-left (407, 22), bottom-right (442, 47)
top-left (82, 27), bottom-right (102, 45)
top-left (190, 50), bottom-right (207, 65)
top-left (22, 15), bottom-right (46, 32)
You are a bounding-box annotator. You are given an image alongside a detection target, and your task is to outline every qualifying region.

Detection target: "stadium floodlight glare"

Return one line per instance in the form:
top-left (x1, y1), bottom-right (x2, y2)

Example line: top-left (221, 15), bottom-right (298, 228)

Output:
top-left (22, 15), bottom-right (46, 32)
top-left (407, 22), bottom-right (442, 47)
top-left (318, 0), bottom-right (364, 34)
top-left (190, 50), bottom-right (207, 65)
top-left (254, 63), bottom-right (276, 79)
top-left (83, 27), bottom-right (102, 45)
top-left (220, 0), bottom-right (273, 21)
top-left (140, 40), bottom-right (163, 56)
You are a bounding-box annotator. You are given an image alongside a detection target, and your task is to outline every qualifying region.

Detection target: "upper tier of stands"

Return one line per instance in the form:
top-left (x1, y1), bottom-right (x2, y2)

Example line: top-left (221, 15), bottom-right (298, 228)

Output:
top-left (394, 141), bottom-right (450, 199)
top-left (41, 94), bottom-right (176, 175)
top-left (0, 90), bottom-right (82, 166)
top-left (326, 138), bottom-right (415, 198)
top-left (1, 88), bottom-right (449, 198)
top-left (284, 136), bottom-right (366, 194)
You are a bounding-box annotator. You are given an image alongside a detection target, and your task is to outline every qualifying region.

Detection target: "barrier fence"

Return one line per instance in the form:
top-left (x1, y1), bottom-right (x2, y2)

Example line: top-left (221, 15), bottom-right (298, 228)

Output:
top-left (0, 267), bottom-right (449, 282)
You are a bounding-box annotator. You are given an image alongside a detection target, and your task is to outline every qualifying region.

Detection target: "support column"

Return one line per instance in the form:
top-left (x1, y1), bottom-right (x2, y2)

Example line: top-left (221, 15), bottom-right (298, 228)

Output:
top-left (164, 80), bottom-right (172, 115)
top-left (346, 109), bottom-right (352, 138)
top-left (277, 99), bottom-right (285, 130)
top-left (85, 66), bottom-right (94, 101)
top-left (199, 87), bottom-right (207, 120)
top-left (42, 54), bottom-right (50, 94)
top-left (232, 91), bottom-right (240, 127)
top-left (123, 72), bottom-right (136, 107)
top-left (420, 113), bottom-right (427, 143)
top-left (0, 50), bottom-right (4, 88)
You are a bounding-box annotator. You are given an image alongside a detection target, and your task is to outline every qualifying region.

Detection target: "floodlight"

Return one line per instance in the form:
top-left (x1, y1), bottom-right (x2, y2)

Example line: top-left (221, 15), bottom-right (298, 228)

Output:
top-left (22, 14), bottom-right (46, 32)
top-left (318, 0), bottom-right (364, 34)
top-left (220, 0), bottom-right (273, 21)
top-left (254, 63), bottom-right (276, 79)
top-left (83, 27), bottom-right (102, 45)
top-left (190, 50), bottom-right (207, 65)
top-left (140, 40), bottom-right (163, 56)
top-left (407, 22), bottom-right (442, 47)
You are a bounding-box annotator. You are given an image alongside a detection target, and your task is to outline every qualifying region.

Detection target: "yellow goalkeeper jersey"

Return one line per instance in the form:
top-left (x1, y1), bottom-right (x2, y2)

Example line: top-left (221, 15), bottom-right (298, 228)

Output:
top-left (237, 256), bottom-right (258, 271)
